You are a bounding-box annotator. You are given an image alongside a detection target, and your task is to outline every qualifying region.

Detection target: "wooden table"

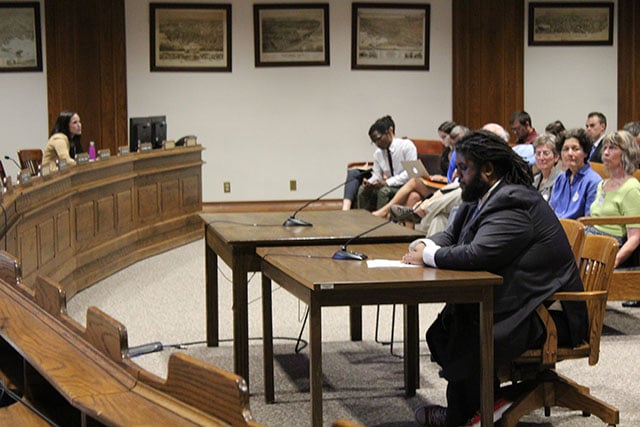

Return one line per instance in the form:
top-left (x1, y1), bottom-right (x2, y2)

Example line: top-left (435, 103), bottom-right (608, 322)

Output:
top-left (201, 210), bottom-right (423, 384)
top-left (257, 243), bottom-right (502, 427)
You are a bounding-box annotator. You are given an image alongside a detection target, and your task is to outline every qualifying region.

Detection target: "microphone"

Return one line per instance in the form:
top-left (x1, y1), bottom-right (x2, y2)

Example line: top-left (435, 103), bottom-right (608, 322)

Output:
top-left (4, 155), bottom-right (21, 171)
top-left (283, 167), bottom-right (372, 227)
top-left (332, 219), bottom-right (391, 260)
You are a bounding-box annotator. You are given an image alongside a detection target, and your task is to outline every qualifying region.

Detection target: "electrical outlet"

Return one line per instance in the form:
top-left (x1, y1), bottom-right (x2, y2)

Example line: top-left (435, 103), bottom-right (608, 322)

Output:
top-left (223, 182), bottom-right (231, 193)
top-left (290, 180), bottom-right (297, 191)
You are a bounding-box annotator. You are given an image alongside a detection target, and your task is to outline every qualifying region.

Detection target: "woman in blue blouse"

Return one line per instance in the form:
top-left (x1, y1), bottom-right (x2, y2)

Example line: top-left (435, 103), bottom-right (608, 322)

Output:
top-left (549, 128), bottom-right (602, 219)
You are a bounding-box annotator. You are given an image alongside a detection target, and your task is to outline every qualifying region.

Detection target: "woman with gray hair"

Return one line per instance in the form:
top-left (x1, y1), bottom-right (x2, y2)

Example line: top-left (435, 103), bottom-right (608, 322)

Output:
top-left (532, 134), bottom-right (561, 201)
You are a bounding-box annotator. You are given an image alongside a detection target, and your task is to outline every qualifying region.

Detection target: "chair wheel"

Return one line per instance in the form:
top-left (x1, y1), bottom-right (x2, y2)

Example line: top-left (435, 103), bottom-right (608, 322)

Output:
top-left (582, 411), bottom-right (591, 417)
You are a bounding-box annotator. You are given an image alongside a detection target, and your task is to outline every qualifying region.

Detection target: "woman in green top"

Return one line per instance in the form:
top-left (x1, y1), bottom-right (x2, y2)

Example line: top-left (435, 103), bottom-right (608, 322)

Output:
top-left (587, 130), bottom-right (640, 269)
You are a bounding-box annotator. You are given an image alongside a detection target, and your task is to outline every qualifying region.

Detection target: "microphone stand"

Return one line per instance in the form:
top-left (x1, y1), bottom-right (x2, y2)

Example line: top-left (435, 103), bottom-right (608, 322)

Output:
top-left (332, 219), bottom-right (391, 260)
top-left (4, 155), bottom-right (21, 171)
top-left (283, 168), bottom-right (372, 227)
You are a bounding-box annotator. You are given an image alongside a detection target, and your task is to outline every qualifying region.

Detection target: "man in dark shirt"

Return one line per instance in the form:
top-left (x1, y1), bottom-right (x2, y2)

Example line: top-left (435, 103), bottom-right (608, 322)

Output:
top-left (403, 131), bottom-right (587, 427)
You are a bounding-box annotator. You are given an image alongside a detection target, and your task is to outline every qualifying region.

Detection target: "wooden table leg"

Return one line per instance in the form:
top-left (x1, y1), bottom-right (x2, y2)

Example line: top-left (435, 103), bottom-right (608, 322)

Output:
top-left (232, 258), bottom-right (250, 386)
top-left (262, 274), bottom-right (274, 403)
top-left (205, 240), bottom-right (219, 347)
top-left (349, 305), bottom-right (362, 341)
top-left (403, 304), bottom-right (419, 396)
top-left (479, 290), bottom-right (494, 426)
top-left (309, 299), bottom-right (323, 427)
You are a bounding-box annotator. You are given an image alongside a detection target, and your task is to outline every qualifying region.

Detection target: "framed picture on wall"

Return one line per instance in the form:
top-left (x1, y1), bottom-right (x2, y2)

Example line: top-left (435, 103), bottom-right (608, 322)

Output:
top-left (253, 4), bottom-right (329, 67)
top-left (528, 2), bottom-right (614, 46)
top-left (351, 3), bottom-right (430, 71)
top-left (0, 2), bottom-right (43, 72)
top-left (150, 3), bottom-right (231, 72)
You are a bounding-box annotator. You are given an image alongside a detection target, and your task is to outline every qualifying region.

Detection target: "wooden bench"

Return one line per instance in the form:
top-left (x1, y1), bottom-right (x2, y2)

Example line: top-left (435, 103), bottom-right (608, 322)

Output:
top-left (0, 251), bottom-right (261, 427)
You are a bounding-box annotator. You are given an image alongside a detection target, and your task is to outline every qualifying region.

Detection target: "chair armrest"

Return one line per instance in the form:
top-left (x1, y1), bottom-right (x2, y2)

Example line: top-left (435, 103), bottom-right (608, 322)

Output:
top-left (578, 215), bottom-right (640, 226)
top-left (535, 304), bottom-right (557, 365)
top-left (547, 290), bottom-right (608, 302)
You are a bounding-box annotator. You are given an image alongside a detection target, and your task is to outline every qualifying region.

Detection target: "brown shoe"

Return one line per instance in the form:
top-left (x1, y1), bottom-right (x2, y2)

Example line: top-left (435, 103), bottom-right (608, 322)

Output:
top-left (390, 205), bottom-right (422, 223)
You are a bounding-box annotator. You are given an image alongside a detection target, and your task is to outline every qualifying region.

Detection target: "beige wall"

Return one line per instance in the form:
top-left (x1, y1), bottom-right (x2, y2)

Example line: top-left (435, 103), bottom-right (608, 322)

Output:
top-left (0, 0), bottom-right (619, 202)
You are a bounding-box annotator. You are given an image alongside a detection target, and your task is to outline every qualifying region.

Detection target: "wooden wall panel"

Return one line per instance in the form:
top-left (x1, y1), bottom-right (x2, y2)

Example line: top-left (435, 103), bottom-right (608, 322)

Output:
top-left (161, 180), bottom-right (180, 214)
top-left (45, 0), bottom-right (127, 155)
top-left (37, 219), bottom-right (55, 266)
top-left (56, 210), bottom-right (71, 253)
top-left (138, 185), bottom-right (160, 220)
top-left (116, 190), bottom-right (134, 229)
top-left (182, 175), bottom-right (201, 208)
top-left (96, 196), bottom-right (115, 235)
top-left (452, 0), bottom-right (524, 133)
top-left (618, 0), bottom-right (640, 126)
top-left (75, 202), bottom-right (95, 242)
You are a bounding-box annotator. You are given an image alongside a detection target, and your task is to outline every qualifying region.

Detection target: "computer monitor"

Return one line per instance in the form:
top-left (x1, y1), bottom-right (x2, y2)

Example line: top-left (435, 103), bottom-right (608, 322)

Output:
top-left (129, 117), bottom-right (152, 152)
top-left (129, 115), bottom-right (167, 151)
top-left (149, 115), bottom-right (167, 149)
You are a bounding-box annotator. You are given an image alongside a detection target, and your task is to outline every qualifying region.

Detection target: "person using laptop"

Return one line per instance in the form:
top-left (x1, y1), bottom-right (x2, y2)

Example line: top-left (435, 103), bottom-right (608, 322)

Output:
top-left (341, 115), bottom-right (417, 211)
top-left (372, 125), bottom-right (469, 219)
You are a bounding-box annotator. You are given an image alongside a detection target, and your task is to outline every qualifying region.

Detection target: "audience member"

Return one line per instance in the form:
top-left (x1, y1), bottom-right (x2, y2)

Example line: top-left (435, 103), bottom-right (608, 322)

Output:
top-left (549, 128), bottom-right (601, 219)
top-left (623, 121), bottom-right (640, 146)
top-left (544, 119), bottom-right (566, 140)
top-left (404, 131), bottom-right (587, 427)
top-left (585, 131), bottom-right (640, 309)
top-left (372, 125), bottom-right (469, 219)
top-left (586, 111), bottom-right (607, 162)
top-left (42, 111), bottom-right (83, 171)
top-left (509, 110), bottom-right (538, 166)
top-left (388, 124), bottom-right (508, 235)
top-left (532, 134), bottom-right (561, 201)
top-left (436, 120), bottom-right (457, 175)
top-left (347, 115), bottom-right (417, 211)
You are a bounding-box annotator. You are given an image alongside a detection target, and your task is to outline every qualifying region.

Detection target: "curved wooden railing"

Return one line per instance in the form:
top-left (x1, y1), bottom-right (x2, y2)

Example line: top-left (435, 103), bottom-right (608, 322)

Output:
top-left (0, 146), bottom-right (204, 297)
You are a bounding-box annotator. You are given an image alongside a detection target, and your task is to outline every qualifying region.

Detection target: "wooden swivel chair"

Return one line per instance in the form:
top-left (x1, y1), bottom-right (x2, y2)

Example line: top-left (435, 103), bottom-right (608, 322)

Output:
top-left (498, 234), bottom-right (620, 426)
top-left (17, 149), bottom-right (43, 176)
top-left (559, 218), bottom-right (585, 263)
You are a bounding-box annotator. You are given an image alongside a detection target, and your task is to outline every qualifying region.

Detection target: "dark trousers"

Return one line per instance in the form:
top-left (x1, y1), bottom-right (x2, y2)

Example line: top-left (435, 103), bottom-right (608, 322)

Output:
top-left (426, 304), bottom-right (571, 426)
top-left (343, 168), bottom-right (364, 206)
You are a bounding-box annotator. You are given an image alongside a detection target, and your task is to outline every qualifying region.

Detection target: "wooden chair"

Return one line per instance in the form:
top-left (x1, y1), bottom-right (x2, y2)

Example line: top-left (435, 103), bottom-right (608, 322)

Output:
top-left (559, 218), bottom-right (585, 263)
top-left (578, 215), bottom-right (640, 300)
top-left (498, 234), bottom-right (620, 426)
top-left (17, 149), bottom-right (43, 176)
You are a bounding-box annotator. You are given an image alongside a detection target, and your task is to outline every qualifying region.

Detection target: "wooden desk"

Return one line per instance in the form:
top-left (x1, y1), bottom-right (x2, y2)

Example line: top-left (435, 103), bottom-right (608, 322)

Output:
top-left (0, 146), bottom-right (203, 297)
top-left (257, 243), bottom-right (502, 427)
top-left (201, 210), bottom-right (423, 384)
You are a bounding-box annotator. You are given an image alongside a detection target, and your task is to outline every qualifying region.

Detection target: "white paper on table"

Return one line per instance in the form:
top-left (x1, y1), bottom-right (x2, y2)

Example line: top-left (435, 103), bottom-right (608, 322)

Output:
top-left (366, 259), bottom-right (421, 268)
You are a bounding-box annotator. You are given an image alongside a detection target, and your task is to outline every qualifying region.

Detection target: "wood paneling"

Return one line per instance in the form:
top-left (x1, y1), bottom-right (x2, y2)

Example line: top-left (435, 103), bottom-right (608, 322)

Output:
top-left (618, 0), bottom-right (640, 126)
top-left (2, 148), bottom-right (203, 296)
top-left (452, 0), bottom-right (524, 131)
top-left (45, 0), bottom-right (127, 155)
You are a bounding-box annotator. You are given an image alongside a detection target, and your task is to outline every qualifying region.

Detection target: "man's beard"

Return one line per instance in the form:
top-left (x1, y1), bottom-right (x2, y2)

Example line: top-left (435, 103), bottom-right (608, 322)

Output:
top-left (460, 170), bottom-right (490, 202)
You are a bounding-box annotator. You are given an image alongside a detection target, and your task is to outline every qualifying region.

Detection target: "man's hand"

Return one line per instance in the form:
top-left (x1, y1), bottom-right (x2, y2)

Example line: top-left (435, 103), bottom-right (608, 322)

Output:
top-left (402, 242), bottom-right (426, 265)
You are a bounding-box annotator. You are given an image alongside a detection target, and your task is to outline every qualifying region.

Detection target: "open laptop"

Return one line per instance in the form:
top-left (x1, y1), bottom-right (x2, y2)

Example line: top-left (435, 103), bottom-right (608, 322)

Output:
top-left (402, 160), bottom-right (433, 179)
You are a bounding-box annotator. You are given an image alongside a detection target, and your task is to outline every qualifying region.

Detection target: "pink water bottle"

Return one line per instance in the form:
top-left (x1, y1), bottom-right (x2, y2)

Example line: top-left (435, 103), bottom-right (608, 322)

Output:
top-left (88, 141), bottom-right (97, 160)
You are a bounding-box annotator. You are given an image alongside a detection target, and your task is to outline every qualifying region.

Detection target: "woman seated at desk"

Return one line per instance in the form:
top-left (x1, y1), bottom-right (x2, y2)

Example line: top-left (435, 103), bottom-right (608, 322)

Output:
top-left (42, 111), bottom-right (83, 170)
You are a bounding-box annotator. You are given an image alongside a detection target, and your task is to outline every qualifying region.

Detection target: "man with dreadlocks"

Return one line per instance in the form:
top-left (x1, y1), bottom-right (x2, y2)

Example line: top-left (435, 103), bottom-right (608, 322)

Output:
top-left (403, 130), bottom-right (588, 427)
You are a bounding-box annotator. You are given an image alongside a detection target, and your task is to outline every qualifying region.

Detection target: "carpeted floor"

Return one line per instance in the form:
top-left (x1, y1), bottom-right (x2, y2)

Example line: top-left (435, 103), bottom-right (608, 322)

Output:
top-left (67, 239), bottom-right (640, 426)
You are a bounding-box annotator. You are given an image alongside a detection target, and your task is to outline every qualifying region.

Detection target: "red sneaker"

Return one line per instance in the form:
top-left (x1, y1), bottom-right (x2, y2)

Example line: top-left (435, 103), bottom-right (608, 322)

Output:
top-left (467, 398), bottom-right (513, 426)
top-left (414, 404), bottom-right (447, 427)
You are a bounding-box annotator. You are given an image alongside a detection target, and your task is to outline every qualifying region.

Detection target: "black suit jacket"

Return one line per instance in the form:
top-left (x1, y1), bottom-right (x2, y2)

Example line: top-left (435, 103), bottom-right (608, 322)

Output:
top-left (590, 138), bottom-right (604, 163)
top-left (429, 182), bottom-right (587, 365)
